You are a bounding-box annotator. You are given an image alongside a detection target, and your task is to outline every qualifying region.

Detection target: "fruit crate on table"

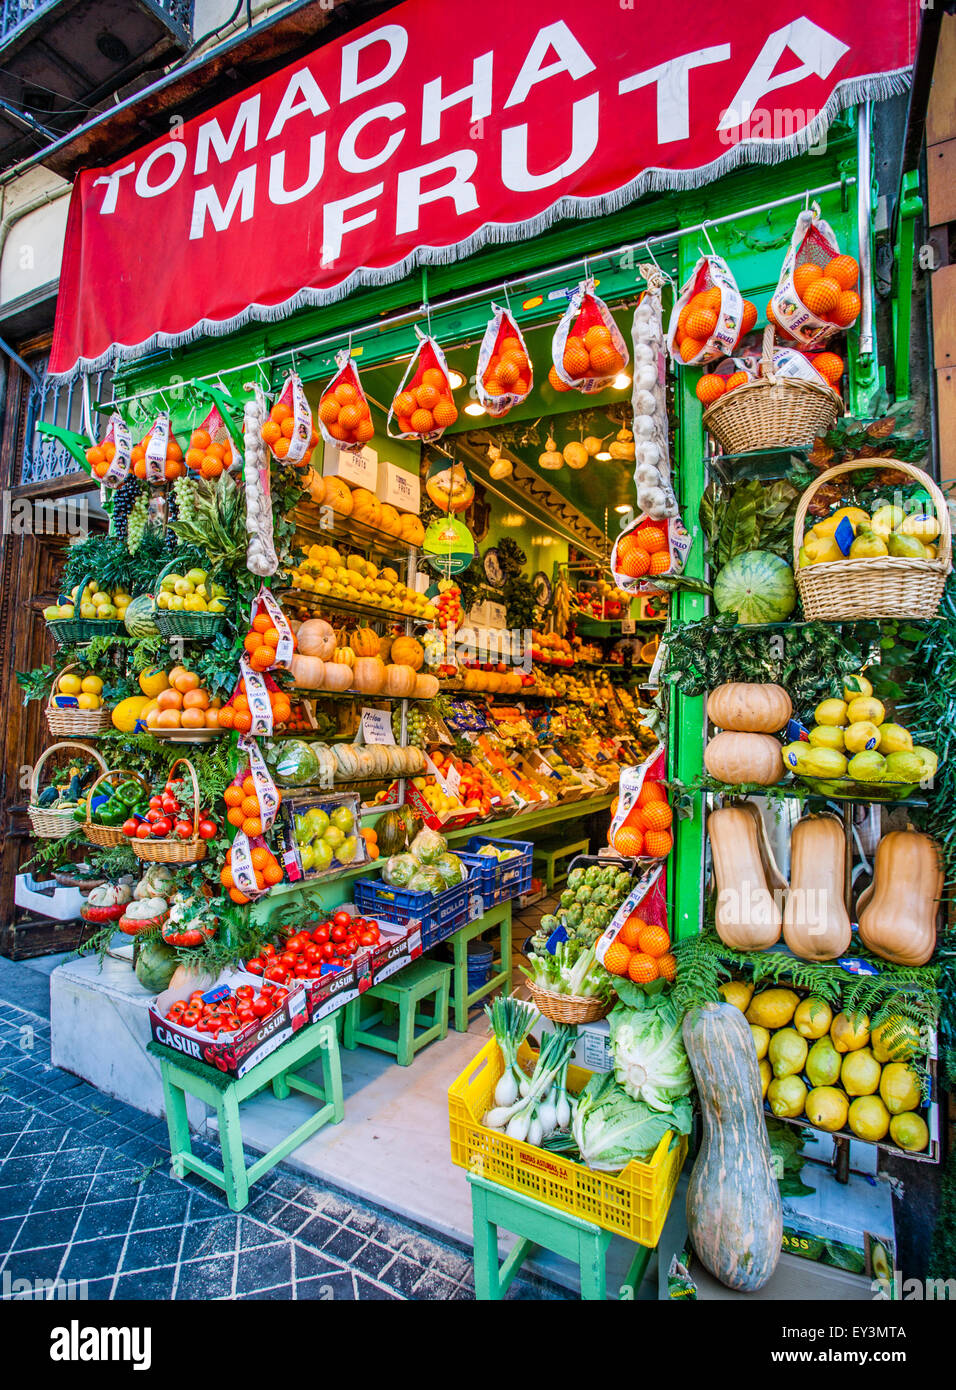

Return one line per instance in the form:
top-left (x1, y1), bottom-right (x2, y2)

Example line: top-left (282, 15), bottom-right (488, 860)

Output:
top-left (353, 867), bottom-right (478, 950)
top-left (460, 838), bottom-right (533, 906)
top-left (448, 1038), bottom-right (686, 1245)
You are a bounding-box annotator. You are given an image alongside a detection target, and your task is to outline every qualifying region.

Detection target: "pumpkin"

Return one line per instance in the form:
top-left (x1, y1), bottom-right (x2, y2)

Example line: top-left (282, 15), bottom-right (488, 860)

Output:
top-left (118, 897), bottom-right (168, 936)
top-left (414, 673), bottom-right (439, 699)
top-left (350, 487), bottom-right (381, 527)
top-left (350, 627), bottom-right (381, 658)
top-left (320, 663), bottom-right (353, 693)
top-left (296, 618), bottom-right (336, 660)
top-left (290, 654), bottom-right (326, 689)
top-left (735, 801), bottom-right (788, 895)
top-left (399, 514), bottom-right (425, 545)
top-left (704, 731), bottom-right (784, 786)
top-left (390, 635), bottom-right (424, 671)
top-left (709, 806), bottom-right (781, 951)
top-left (858, 830), bottom-right (941, 966)
top-left (683, 1002), bottom-right (783, 1291)
top-left (308, 471), bottom-right (326, 506)
top-left (352, 657), bottom-right (386, 694)
top-left (332, 647), bottom-right (356, 668)
top-left (783, 814), bottom-right (852, 961)
top-left (378, 504), bottom-right (402, 535)
top-left (707, 683), bottom-right (792, 733)
top-left (383, 663), bottom-right (417, 698)
top-left (323, 476), bottom-right (353, 515)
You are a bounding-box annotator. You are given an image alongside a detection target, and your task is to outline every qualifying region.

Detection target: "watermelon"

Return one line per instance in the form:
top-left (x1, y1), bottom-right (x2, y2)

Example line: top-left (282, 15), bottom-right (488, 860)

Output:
top-left (124, 593), bottom-right (158, 637)
top-left (713, 551), bottom-right (796, 624)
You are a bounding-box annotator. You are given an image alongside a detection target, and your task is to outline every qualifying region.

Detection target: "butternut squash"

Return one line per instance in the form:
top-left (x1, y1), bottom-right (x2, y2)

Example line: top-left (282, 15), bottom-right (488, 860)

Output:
top-left (858, 830), bottom-right (941, 966)
top-left (683, 1002), bottom-right (782, 1291)
top-left (704, 731), bottom-right (784, 786)
top-left (707, 683), bottom-right (793, 733)
top-left (736, 800), bottom-right (788, 895)
top-left (709, 806), bottom-right (782, 951)
top-left (783, 814), bottom-right (852, 961)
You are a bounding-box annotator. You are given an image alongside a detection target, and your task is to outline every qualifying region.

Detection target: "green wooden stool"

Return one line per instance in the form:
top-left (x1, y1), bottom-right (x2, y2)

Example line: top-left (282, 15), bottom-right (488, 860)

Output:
top-left (468, 1174), bottom-right (652, 1301)
top-left (343, 958), bottom-right (451, 1066)
top-left (148, 1020), bottom-right (344, 1212)
top-left (533, 837), bottom-right (589, 892)
top-left (448, 901), bottom-right (513, 1032)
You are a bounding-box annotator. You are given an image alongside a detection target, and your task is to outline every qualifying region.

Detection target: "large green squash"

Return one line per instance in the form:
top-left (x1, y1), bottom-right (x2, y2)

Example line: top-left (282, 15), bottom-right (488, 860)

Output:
top-left (682, 1002), bottom-right (782, 1291)
top-left (134, 935), bottom-right (178, 994)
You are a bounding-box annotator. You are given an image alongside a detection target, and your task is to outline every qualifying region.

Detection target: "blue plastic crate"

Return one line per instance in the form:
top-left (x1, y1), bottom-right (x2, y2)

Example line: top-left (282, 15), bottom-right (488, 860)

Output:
top-left (463, 837), bottom-right (534, 904)
top-left (457, 851), bottom-right (497, 910)
top-left (353, 866), bottom-right (478, 949)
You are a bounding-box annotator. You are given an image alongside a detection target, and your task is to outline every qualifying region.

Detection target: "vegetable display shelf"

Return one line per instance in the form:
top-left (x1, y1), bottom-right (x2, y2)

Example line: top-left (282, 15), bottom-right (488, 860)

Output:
top-left (282, 685), bottom-right (435, 705)
top-left (706, 446), bottom-right (810, 485)
top-left (443, 794), bottom-right (615, 845)
top-left (292, 505), bottom-right (419, 563)
top-left (707, 782), bottom-right (930, 809)
top-left (278, 588), bottom-right (430, 629)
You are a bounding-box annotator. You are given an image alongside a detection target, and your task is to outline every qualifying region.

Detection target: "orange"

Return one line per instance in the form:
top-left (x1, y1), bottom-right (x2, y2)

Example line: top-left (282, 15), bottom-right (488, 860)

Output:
top-left (242, 818), bottom-right (263, 839)
top-left (410, 408), bottom-right (434, 434)
top-left (679, 337), bottom-right (704, 362)
top-left (638, 525), bottom-right (667, 554)
top-left (273, 437), bottom-right (291, 458)
top-left (641, 801), bottom-right (672, 832)
top-left (740, 299), bottom-right (758, 334)
top-left (157, 688), bottom-right (183, 711)
top-left (584, 324), bottom-right (611, 351)
top-left (252, 613), bottom-right (272, 633)
top-left (182, 688), bottom-right (209, 710)
top-left (830, 290), bottom-right (861, 326)
top-left (251, 646), bottom-right (274, 671)
top-left (334, 382), bottom-right (357, 405)
top-left (200, 456), bottom-right (222, 479)
top-left (696, 374), bottom-right (726, 405)
top-left (185, 447), bottom-right (205, 470)
top-left (220, 866), bottom-right (234, 889)
top-left (244, 632), bottom-right (262, 655)
top-left (280, 416), bottom-right (296, 439)
top-left (613, 825), bottom-right (643, 857)
top-left (217, 705), bottom-right (235, 729)
top-left (649, 550), bottom-right (671, 576)
top-left (793, 262), bottom-right (823, 301)
top-left (562, 339), bottom-right (589, 377)
top-left (204, 709), bottom-right (221, 728)
top-left (191, 429), bottom-right (211, 450)
top-left (499, 336), bottom-right (522, 355)
top-left (393, 390), bottom-right (416, 417)
top-left (338, 404), bottom-right (360, 431)
top-left (617, 915), bottom-right (647, 950)
top-left (415, 383), bottom-right (440, 410)
top-left (421, 368), bottom-right (447, 391)
top-left (589, 344), bottom-right (623, 375)
top-left (233, 711), bottom-right (253, 734)
top-left (803, 277), bottom-right (841, 316)
top-left (699, 287), bottom-right (722, 311)
top-left (603, 941), bottom-right (633, 977)
top-left (496, 359), bottom-right (519, 388)
top-left (637, 923), bottom-right (671, 958)
top-left (241, 794), bottom-right (261, 819)
top-left (263, 862), bottom-right (284, 886)
top-left (270, 402), bottom-right (293, 423)
top-left (636, 781), bottom-right (666, 807)
top-left (251, 846), bottom-right (270, 871)
top-left (765, 299), bottom-right (778, 326)
top-left (433, 398), bottom-right (458, 427)
top-left (261, 421), bottom-right (283, 445)
top-left (825, 254), bottom-right (859, 290)
top-left (813, 352), bottom-right (844, 384)
top-left (725, 371), bottom-right (750, 391)
top-left (618, 547), bottom-right (650, 579)
top-left (173, 670), bottom-right (199, 693)
top-left (484, 376), bottom-right (504, 397)
top-left (657, 953), bottom-right (677, 983)
top-left (627, 953), bottom-right (659, 984)
top-left (262, 627), bottom-right (280, 649)
top-left (229, 888), bottom-right (251, 905)
top-left (233, 694), bottom-right (249, 713)
top-left (356, 419), bottom-right (375, 442)
top-left (226, 806), bottom-right (245, 828)
top-left (644, 830), bottom-right (673, 858)
top-left (513, 376), bottom-right (530, 396)
top-left (156, 709), bottom-right (181, 729)
top-left (204, 442), bottom-right (223, 460)
top-left (181, 708), bottom-right (205, 729)
top-left (685, 308), bottom-right (717, 341)
top-left (548, 364), bottom-right (571, 392)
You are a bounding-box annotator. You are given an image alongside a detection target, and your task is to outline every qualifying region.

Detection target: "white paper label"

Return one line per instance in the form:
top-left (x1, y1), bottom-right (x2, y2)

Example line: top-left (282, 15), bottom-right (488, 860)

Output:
top-left (362, 707), bottom-right (395, 745)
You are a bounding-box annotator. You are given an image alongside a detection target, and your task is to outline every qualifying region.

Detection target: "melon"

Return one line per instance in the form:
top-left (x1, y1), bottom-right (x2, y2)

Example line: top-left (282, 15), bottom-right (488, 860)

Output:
top-left (123, 593), bottom-right (158, 638)
top-left (134, 936), bottom-right (178, 993)
top-left (112, 695), bottom-right (151, 733)
top-left (713, 551), bottom-right (796, 625)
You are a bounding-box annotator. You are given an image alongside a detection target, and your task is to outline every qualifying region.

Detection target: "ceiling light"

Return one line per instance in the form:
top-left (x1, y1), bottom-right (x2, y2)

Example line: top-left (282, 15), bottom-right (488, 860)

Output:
top-left (613, 372), bottom-right (631, 389)
top-left (614, 504), bottom-right (630, 513)
top-left (464, 402), bottom-right (486, 416)
top-left (447, 369), bottom-right (466, 389)
top-left (596, 451), bottom-right (613, 461)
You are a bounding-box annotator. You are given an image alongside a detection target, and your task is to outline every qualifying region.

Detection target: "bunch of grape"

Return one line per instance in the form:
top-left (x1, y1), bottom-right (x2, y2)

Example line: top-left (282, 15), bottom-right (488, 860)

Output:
top-left (126, 491), bottom-right (149, 553)
top-left (172, 475), bottom-right (198, 526)
top-left (163, 488), bottom-right (179, 552)
top-left (393, 703), bottom-right (426, 747)
top-left (112, 474), bottom-right (142, 544)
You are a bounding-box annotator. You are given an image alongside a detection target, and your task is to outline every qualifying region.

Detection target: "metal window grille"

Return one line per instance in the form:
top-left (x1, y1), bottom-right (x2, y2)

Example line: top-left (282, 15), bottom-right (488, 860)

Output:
top-left (20, 354), bottom-right (112, 485)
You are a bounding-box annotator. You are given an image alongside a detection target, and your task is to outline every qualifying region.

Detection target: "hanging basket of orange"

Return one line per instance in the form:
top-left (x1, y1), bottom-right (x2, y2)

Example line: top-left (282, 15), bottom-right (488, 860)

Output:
top-left (131, 413), bottom-right (186, 482)
top-left (85, 412), bottom-right (132, 487)
top-left (184, 403), bottom-right (237, 480)
top-left (667, 254), bottom-right (755, 367)
top-left (769, 207), bottom-right (861, 349)
top-left (475, 304), bottom-right (533, 416)
top-left (596, 864), bottom-right (676, 989)
top-left (261, 371), bottom-right (318, 466)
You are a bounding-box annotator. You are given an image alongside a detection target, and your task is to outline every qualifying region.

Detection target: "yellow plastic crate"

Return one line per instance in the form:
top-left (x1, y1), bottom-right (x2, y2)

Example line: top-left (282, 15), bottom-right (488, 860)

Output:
top-left (448, 1038), bottom-right (687, 1246)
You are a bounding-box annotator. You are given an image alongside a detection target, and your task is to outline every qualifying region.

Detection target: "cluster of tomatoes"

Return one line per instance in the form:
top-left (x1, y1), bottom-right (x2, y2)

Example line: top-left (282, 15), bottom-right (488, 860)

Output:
top-left (615, 524), bottom-right (670, 581)
top-left (261, 400), bottom-right (321, 463)
top-left (121, 776), bottom-right (218, 843)
top-left (392, 367), bottom-right (459, 436)
top-left (245, 910), bottom-right (382, 981)
top-left (602, 915), bottom-right (676, 986)
top-left (163, 982), bottom-right (290, 1036)
top-left (185, 426), bottom-right (235, 479)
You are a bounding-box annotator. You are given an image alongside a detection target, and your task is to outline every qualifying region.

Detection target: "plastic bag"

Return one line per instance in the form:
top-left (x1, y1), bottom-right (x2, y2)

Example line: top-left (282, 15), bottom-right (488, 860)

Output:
top-left (186, 403), bottom-right (236, 479)
top-left (606, 746), bottom-right (672, 859)
top-left (552, 279), bottom-right (629, 392)
top-left (317, 348), bottom-right (374, 453)
top-left (383, 851), bottom-right (418, 887)
top-left (388, 328), bottom-right (459, 440)
top-left (263, 371), bottom-right (314, 465)
top-left (243, 383), bottom-right (278, 577)
top-left (133, 413), bottom-right (185, 483)
top-left (596, 863), bottom-right (668, 967)
top-left (770, 206), bottom-right (861, 348)
top-left (667, 254), bottom-right (750, 366)
top-left (410, 825), bottom-right (448, 865)
top-left (476, 304), bottom-right (533, 416)
top-left (628, 278), bottom-right (679, 521)
top-left (87, 412), bottom-right (132, 488)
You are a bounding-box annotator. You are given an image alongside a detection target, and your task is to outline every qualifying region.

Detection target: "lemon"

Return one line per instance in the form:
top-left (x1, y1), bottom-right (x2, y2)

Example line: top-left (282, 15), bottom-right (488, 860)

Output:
top-left (769, 1075), bottom-right (808, 1119)
top-left (889, 1112), bottom-right (929, 1152)
top-left (844, 721), bottom-right (881, 754)
top-left (842, 673), bottom-right (873, 701)
top-left (769, 1027), bottom-right (808, 1079)
top-left (884, 750), bottom-right (926, 784)
top-left (830, 1011), bottom-right (870, 1052)
top-left (849, 530), bottom-right (888, 559)
top-left (806, 1036), bottom-right (842, 1087)
top-left (841, 1047), bottom-right (881, 1096)
top-left (750, 1024), bottom-right (770, 1060)
top-left (759, 1059), bottom-right (772, 1101)
top-left (847, 750), bottom-right (886, 782)
top-left (808, 725), bottom-right (845, 751)
top-left (80, 675), bottom-right (103, 695)
top-left (879, 1062), bottom-right (922, 1114)
top-left (846, 696), bottom-right (885, 726)
top-left (848, 1095), bottom-right (891, 1142)
top-left (800, 747), bottom-right (848, 778)
top-left (58, 673), bottom-right (82, 695)
top-left (804, 533), bottom-right (845, 564)
top-left (781, 740), bottom-right (813, 773)
top-left (871, 1017), bottom-right (919, 1063)
top-left (899, 511), bottom-right (940, 542)
top-left (910, 747), bottom-right (938, 781)
top-left (815, 698), bottom-right (848, 727)
top-left (877, 722), bottom-right (912, 754)
top-left (870, 503), bottom-right (905, 536)
top-left (746, 988), bottom-right (799, 1030)
top-left (76, 693), bottom-right (100, 710)
top-left (805, 1086), bottom-right (849, 1132)
top-left (794, 998), bottom-right (832, 1039)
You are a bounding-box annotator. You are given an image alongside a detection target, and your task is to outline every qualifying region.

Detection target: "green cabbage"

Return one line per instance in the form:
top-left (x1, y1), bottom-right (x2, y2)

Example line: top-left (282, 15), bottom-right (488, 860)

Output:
top-left (408, 866), bottom-right (445, 895)
top-left (572, 1072), bottom-right (692, 1172)
top-left (410, 827), bottom-right (448, 864)
top-left (608, 994), bottom-right (693, 1112)
top-left (263, 739), bottom-right (319, 786)
top-left (434, 852), bottom-right (467, 887)
top-left (382, 852), bottom-right (417, 887)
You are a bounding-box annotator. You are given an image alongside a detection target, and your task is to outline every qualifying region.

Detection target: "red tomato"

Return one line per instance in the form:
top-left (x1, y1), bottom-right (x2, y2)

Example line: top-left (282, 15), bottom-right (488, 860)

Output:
top-left (334, 942), bottom-right (352, 959)
top-left (151, 817), bottom-right (172, 838)
top-left (148, 795), bottom-right (163, 811)
top-left (278, 952), bottom-right (297, 970)
top-left (344, 935), bottom-right (358, 956)
top-left (221, 1015), bottom-right (241, 1032)
top-left (260, 943), bottom-right (276, 958)
top-left (235, 985), bottom-right (254, 1000)
top-left (161, 793), bottom-right (179, 815)
top-left (359, 931), bottom-right (378, 948)
top-left (306, 965), bottom-right (323, 979)
top-left (121, 818), bottom-right (139, 838)
top-left (135, 821), bottom-right (153, 840)
top-left (332, 909), bottom-right (352, 930)
top-left (330, 925), bottom-right (347, 944)
top-left (250, 996), bottom-right (272, 1017)
top-left (293, 963), bottom-right (310, 978)
top-left (245, 958), bottom-right (265, 975)
top-left (236, 1006), bottom-right (256, 1023)
top-left (181, 1009), bottom-right (201, 1027)
top-left (312, 926), bottom-right (330, 944)
top-left (264, 964), bottom-right (289, 983)
top-left (198, 819), bottom-right (218, 840)
top-left (174, 820), bottom-right (193, 840)
top-left (319, 942), bottom-right (335, 961)
top-left (271, 988), bottom-right (289, 1005)
top-left (352, 917), bottom-right (367, 932)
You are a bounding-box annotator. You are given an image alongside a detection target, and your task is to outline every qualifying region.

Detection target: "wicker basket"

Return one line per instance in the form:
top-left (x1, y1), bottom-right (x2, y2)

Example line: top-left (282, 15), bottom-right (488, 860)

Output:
top-left (702, 326), bottom-right (841, 454)
top-left (28, 741), bottom-right (107, 840)
top-left (793, 459), bottom-right (951, 620)
top-left (45, 663), bottom-right (113, 738)
top-left (83, 768), bottom-right (149, 847)
top-left (152, 557), bottom-right (228, 640)
top-left (526, 980), bottom-right (613, 1024)
top-left (131, 757), bottom-right (207, 863)
top-left (45, 571), bottom-right (126, 646)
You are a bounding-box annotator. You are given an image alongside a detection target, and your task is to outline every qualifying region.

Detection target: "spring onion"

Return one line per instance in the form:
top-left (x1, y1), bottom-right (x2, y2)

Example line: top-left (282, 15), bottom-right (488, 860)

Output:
top-left (483, 994), bottom-right (537, 1114)
top-left (483, 1023), bottom-right (580, 1145)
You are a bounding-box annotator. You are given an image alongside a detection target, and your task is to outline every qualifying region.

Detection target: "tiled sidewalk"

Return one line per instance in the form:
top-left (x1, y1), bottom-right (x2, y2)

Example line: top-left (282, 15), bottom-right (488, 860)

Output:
top-left (0, 997), bottom-right (568, 1301)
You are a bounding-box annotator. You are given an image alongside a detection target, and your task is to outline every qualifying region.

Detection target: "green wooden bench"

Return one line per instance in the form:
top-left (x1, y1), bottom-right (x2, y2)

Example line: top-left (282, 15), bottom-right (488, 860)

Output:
top-left (148, 1019), bottom-right (344, 1212)
top-left (343, 957), bottom-right (452, 1066)
top-left (468, 1173), bottom-right (653, 1301)
top-left (532, 837), bottom-right (589, 892)
top-left (448, 900), bottom-right (512, 1032)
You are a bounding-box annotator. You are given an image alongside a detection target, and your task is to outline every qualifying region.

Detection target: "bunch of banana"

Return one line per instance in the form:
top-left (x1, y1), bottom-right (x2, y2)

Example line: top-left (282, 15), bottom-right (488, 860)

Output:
top-left (553, 572), bottom-right (571, 636)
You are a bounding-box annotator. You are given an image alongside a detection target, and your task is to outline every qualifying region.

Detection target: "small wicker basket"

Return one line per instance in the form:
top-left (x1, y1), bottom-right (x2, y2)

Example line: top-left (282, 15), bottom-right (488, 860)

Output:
top-left (83, 768), bottom-right (149, 848)
top-left (45, 572), bottom-right (126, 646)
top-left (28, 741), bottom-right (107, 840)
top-left (794, 459), bottom-right (951, 621)
top-left (526, 980), bottom-right (614, 1025)
top-left (45, 663), bottom-right (113, 738)
top-left (131, 757), bottom-right (207, 863)
top-left (152, 558), bottom-right (228, 640)
top-left (702, 326), bottom-right (841, 454)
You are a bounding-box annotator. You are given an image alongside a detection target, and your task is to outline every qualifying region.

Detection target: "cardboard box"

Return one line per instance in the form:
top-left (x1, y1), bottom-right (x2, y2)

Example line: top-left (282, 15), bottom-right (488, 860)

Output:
top-left (150, 969), bottom-right (308, 1077)
top-left (371, 923), bottom-right (423, 982)
top-left (323, 441), bottom-right (378, 490)
top-left (278, 791), bottom-right (367, 883)
top-left (375, 460), bottom-right (420, 514)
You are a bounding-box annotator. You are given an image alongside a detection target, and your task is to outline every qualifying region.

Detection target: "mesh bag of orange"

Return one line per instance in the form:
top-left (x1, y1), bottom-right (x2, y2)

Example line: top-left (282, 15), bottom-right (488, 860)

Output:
top-left (551, 278), bottom-right (629, 392)
top-left (262, 371), bottom-right (315, 464)
top-left (595, 862), bottom-right (675, 986)
top-left (610, 515), bottom-right (690, 596)
top-left (86, 412), bottom-right (132, 487)
top-left (388, 328), bottom-right (459, 440)
top-left (606, 745), bottom-right (673, 863)
top-left (133, 412), bottom-right (185, 482)
top-left (667, 254), bottom-right (752, 367)
top-left (317, 348), bottom-right (374, 453)
top-left (185, 403), bottom-right (236, 480)
top-left (475, 304), bottom-right (533, 416)
top-left (223, 820), bottom-right (285, 903)
top-left (218, 666), bottom-right (293, 738)
top-left (770, 206), bottom-right (861, 348)
top-left (240, 588), bottom-right (295, 675)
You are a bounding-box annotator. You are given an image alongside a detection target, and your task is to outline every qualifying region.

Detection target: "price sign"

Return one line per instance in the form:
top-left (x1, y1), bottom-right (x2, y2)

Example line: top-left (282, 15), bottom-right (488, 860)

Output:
top-left (621, 618), bottom-right (636, 634)
top-left (361, 707), bottom-right (395, 745)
